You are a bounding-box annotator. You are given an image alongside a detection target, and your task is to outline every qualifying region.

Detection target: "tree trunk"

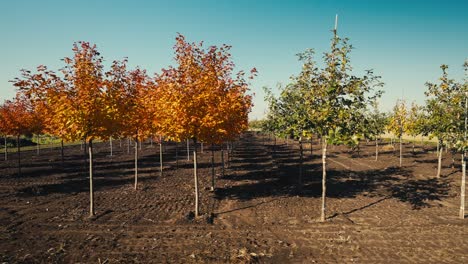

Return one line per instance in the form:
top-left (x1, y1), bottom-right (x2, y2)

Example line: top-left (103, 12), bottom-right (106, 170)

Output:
top-left (201, 142), bottom-right (204, 154)
top-left (159, 140), bottom-right (163, 177)
top-left (221, 147), bottom-right (225, 177)
top-left (399, 136), bottom-right (403, 167)
top-left (88, 140), bottom-right (95, 217)
top-left (437, 140), bottom-right (440, 156)
top-left (61, 139), bottom-right (64, 167)
top-left (175, 141), bottom-right (179, 169)
top-left (451, 150), bottom-right (456, 169)
top-left (226, 143), bottom-right (230, 168)
top-left (310, 136), bottom-right (313, 155)
top-left (110, 137), bottom-right (113, 157)
top-left (83, 140), bottom-right (87, 172)
top-left (273, 135), bottom-right (277, 159)
top-left (119, 139), bottom-right (122, 148)
top-left (4, 136), bottom-right (7, 161)
top-left (298, 136), bottom-right (303, 191)
top-left (375, 138), bottom-right (379, 161)
top-left (36, 134), bottom-right (40, 155)
top-left (193, 138), bottom-right (200, 217)
top-left (437, 140), bottom-right (443, 178)
top-left (187, 139), bottom-right (190, 161)
top-left (461, 154), bottom-right (466, 219)
top-left (127, 138), bottom-right (130, 154)
top-left (134, 138), bottom-right (138, 190)
top-left (150, 137), bottom-right (153, 148)
top-left (412, 136), bottom-right (415, 155)
top-left (211, 144), bottom-right (215, 191)
top-left (17, 135), bottom-right (21, 176)
top-left (320, 138), bottom-right (328, 222)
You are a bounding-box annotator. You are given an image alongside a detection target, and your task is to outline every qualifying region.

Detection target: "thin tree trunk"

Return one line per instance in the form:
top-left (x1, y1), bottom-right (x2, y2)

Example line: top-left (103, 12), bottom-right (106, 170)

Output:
top-left (399, 136), bottom-right (403, 167)
top-left (193, 138), bottom-right (200, 217)
top-left (375, 137), bottom-right (379, 161)
top-left (221, 147), bottom-right (225, 177)
top-left (61, 139), bottom-right (64, 166)
top-left (150, 137), bottom-right (153, 148)
top-left (274, 136), bottom-right (277, 159)
top-left (437, 140), bottom-right (443, 178)
top-left (320, 138), bottom-right (328, 222)
top-left (127, 138), bottom-right (130, 154)
top-left (139, 139), bottom-right (142, 150)
top-left (211, 144), bottom-right (215, 191)
top-left (119, 139), bottom-right (122, 148)
top-left (110, 137), bottom-right (113, 157)
top-left (17, 135), bottom-right (21, 176)
top-left (88, 140), bottom-right (95, 217)
top-left (298, 136), bottom-right (303, 191)
top-left (437, 140), bottom-right (440, 156)
top-left (461, 154), bottom-right (466, 219)
top-left (4, 136), bottom-right (7, 161)
top-left (83, 140), bottom-right (87, 172)
top-left (36, 134), bottom-right (40, 155)
top-left (412, 136), bottom-right (415, 155)
top-left (310, 136), bottom-right (313, 155)
top-left (134, 138), bottom-right (138, 190)
top-left (201, 142), bottom-right (204, 154)
top-left (175, 141), bottom-right (179, 169)
top-left (451, 150), bottom-right (456, 169)
top-left (226, 143), bottom-right (230, 168)
top-left (187, 139), bottom-right (190, 161)
top-left (159, 139), bottom-right (163, 177)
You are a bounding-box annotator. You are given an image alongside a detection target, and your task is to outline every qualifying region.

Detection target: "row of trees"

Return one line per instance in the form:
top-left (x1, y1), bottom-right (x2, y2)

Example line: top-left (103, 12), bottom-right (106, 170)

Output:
top-left (1, 34), bottom-right (256, 218)
top-left (262, 22), bottom-right (467, 220)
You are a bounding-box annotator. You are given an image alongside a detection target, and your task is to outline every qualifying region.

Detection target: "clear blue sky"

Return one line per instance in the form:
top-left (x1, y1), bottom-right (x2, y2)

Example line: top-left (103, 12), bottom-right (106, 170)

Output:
top-left (1, 0), bottom-right (467, 120)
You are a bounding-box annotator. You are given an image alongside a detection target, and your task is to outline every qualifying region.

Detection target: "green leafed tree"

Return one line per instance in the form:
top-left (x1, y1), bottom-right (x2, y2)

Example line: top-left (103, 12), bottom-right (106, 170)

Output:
top-left (424, 65), bottom-right (462, 178)
top-left (388, 99), bottom-right (408, 167)
top-left (365, 101), bottom-right (388, 161)
top-left (298, 22), bottom-right (383, 222)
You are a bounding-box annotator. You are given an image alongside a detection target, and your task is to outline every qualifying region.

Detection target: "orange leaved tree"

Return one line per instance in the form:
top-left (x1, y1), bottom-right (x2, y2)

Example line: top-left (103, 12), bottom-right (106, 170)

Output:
top-left (58, 42), bottom-right (114, 217)
top-left (155, 34), bottom-right (254, 217)
top-left (13, 66), bottom-right (70, 164)
top-left (106, 60), bottom-right (154, 190)
top-left (0, 95), bottom-right (35, 176)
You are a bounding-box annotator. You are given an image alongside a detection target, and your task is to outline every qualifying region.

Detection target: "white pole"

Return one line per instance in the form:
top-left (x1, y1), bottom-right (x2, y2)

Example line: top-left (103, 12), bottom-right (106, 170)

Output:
top-left (335, 14), bottom-right (338, 31)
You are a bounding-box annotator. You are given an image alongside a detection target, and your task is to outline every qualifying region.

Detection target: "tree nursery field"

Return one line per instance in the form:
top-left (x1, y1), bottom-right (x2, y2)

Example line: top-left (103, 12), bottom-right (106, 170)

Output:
top-left (0, 132), bottom-right (466, 263)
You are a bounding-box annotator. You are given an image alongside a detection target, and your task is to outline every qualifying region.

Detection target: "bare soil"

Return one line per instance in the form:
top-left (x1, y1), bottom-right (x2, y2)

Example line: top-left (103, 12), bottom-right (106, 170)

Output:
top-left (0, 132), bottom-right (467, 263)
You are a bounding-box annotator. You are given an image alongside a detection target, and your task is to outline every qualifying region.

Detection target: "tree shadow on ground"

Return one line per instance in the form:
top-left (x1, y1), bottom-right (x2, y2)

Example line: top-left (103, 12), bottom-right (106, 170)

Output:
top-left (215, 132), bottom-right (452, 211)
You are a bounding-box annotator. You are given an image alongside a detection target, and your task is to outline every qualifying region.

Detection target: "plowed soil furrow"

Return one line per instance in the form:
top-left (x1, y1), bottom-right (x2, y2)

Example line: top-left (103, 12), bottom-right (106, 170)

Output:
top-left (1, 133), bottom-right (467, 263)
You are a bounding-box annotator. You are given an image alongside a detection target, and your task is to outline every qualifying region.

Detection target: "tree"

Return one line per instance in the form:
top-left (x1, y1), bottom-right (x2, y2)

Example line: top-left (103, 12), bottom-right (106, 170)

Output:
top-left (460, 60), bottom-right (468, 219)
top-left (388, 99), bottom-right (408, 166)
top-left (264, 78), bottom-right (314, 190)
top-left (105, 59), bottom-right (154, 190)
top-left (0, 107), bottom-right (8, 161)
top-left (365, 101), bottom-right (388, 161)
top-left (424, 65), bottom-right (461, 178)
top-left (154, 34), bottom-right (254, 217)
top-left (449, 60), bottom-right (468, 219)
top-left (0, 95), bottom-right (35, 176)
top-left (406, 102), bottom-right (423, 154)
top-left (299, 23), bottom-right (383, 222)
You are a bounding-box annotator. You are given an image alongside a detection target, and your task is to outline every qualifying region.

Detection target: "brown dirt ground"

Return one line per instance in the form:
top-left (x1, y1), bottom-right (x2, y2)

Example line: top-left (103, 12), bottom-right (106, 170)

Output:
top-left (0, 132), bottom-right (467, 263)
